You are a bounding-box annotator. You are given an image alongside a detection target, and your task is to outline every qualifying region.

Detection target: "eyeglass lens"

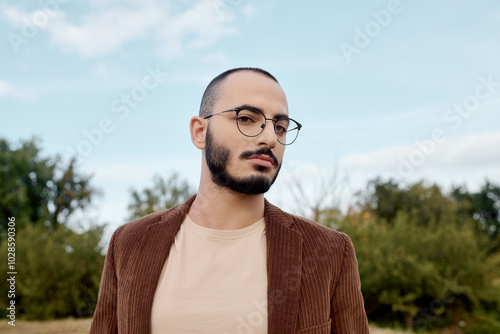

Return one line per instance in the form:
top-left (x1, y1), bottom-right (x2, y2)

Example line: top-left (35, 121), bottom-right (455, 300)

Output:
top-left (235, 109), bottom-right (300, 145)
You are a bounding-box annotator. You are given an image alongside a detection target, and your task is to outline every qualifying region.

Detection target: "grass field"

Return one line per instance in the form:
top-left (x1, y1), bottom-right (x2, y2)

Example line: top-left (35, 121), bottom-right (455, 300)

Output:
top-left (0, 318), bottom-right (92, 334)
top-left (0, 318), bottom-right (415, 334)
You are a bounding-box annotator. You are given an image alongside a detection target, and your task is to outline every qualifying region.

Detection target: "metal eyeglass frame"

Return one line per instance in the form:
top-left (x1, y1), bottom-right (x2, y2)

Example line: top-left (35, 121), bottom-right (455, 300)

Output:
top-left (203, 107), bottom-right (302, 145)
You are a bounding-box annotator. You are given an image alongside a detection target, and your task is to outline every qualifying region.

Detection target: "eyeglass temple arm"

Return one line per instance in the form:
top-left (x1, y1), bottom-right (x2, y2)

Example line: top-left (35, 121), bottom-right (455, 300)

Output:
top-left (203, 109), bottom-right (238, 119)
top-left (287, 120), bottom-right (302, 131)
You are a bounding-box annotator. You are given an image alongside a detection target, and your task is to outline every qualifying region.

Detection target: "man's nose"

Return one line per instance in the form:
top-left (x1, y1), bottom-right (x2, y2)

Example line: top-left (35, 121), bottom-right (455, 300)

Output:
top-left (257, 120), bottom-right (278, 148)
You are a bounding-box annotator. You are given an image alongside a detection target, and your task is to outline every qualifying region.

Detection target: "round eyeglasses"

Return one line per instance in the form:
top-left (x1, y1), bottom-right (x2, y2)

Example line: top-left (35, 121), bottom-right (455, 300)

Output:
top-left (203, 107), bottom-right (302, 145)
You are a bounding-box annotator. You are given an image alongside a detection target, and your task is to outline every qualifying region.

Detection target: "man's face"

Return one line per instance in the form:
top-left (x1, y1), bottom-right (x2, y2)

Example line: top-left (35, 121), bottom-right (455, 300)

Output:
top-left (204, 71), bottom-right (288, 195)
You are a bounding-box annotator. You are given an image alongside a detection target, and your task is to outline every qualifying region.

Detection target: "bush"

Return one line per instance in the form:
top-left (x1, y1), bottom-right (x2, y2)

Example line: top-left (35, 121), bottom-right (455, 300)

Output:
top-left (338, 211), bottom-right (500, 330)
top-left (464, 311), bottom-right (500, 334)
top-left (0, 224), bottom-right (105, 319)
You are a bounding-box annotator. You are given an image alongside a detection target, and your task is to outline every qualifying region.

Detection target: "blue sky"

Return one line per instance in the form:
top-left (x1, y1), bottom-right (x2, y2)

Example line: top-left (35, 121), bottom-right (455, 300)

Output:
top-left (1, 0), bottom-right (499, 235)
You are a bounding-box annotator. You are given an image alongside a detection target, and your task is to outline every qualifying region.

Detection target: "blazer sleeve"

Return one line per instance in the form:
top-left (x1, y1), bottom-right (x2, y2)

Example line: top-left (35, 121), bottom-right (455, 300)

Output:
top-left (330, 234), bottom-right (369, 333)
top-left (90, 230), bottom-right (119, 334)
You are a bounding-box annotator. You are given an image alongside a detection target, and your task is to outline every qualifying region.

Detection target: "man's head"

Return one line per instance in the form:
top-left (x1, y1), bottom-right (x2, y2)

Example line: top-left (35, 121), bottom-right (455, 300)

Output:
top-left (191, 68), bottom-right (290, 195)
top-left (199, 68), bottom-right (279, 118)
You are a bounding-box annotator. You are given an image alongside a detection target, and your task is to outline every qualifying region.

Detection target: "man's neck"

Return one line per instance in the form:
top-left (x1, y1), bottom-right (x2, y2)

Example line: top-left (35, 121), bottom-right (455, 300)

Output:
top-left (188, 181), bottom-right (265, 230)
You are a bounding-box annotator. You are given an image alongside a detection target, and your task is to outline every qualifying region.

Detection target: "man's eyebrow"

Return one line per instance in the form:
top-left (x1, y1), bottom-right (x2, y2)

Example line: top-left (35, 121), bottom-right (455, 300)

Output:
top-left (235, 104), bottom-right (263, 114)
top-left (236, 104), bottom-right (289, 120)
top-left (273, 113), bottom-right (289, 120)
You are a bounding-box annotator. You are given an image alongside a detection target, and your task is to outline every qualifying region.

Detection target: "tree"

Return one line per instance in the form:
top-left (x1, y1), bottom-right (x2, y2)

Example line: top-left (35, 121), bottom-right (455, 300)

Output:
top-left (0, 137), bottom-right (96, 237)
top-left (0, 223), bottom-right (105, 319)
top-left (339, 208), bottom-right (500, 332)
top-left (127, 173), bottom-right (195, 221)
top-left (356, 177), bottom-right (457, 227)
top-left (452, 180), bottom-right (500, 244)
top-left (338, 178), bottom-right (500, 332)
top-left (287, 164), bottom-right (347, 225)
top-left (0, 137), bottom-right (104, 320)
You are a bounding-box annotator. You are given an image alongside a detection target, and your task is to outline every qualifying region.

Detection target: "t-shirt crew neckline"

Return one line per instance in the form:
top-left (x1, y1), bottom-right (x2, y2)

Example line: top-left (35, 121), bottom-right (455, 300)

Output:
top-left (185, 215), bottom-right (265, 240)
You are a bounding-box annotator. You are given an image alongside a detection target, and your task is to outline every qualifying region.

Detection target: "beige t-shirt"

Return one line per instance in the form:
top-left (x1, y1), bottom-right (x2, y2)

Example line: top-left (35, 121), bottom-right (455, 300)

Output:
top-left (151, 215), bottom-right (268, 334)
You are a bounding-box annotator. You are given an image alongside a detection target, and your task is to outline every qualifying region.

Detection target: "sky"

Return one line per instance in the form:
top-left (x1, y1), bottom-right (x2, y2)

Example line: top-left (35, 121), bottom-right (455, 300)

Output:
top-left (1, 0), bottom-right (499, 237)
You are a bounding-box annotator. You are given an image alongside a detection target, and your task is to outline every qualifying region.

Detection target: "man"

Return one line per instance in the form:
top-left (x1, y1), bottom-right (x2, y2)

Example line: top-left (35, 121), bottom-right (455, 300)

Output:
top-left (90, 68), bottom-right (369, 333)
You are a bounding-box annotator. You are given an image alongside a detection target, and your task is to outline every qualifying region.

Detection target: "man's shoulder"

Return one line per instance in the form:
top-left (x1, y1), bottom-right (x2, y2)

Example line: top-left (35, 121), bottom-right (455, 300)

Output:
top-left (111, 203), bottom-right (187, 247)
top-left (288, 212), bottom-right (348, 242)
top-left (270, 207), bottom-right (352, 266)
top-left (267, 202), bottom-right (348, 245)
top-left (118, 210), bottom-right (167, 232)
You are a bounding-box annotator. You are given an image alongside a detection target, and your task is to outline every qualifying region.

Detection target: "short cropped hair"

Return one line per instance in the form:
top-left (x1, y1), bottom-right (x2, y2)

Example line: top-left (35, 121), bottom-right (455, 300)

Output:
top-left (199, 67), bottom-right (279, 117)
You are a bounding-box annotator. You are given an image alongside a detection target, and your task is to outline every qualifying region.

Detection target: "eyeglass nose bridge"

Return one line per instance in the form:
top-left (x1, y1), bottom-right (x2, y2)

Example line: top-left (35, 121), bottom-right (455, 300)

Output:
top-left (258, 118), bottom-right (275, 129)
top-left (258, 118), bottom-right (280, 136)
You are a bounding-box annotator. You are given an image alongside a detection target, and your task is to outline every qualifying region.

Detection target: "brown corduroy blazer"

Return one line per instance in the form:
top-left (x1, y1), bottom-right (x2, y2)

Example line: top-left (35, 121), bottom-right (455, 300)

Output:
top-left (90, 195), bottom-right (369, 333)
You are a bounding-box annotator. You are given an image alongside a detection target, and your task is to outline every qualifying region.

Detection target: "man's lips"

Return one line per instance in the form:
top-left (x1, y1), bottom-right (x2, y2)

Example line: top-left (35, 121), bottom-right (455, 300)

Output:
top-left (247, 155), bottom-right (274, 168)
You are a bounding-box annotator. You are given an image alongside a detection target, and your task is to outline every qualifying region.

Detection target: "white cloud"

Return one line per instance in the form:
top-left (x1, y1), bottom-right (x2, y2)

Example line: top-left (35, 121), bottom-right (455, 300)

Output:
top-left (0, 80), bottom-right (30, 99)
top-left (438, 132), bottom-right (500, 167)
top-left (1, 4), bottom-right (26, 26)
top-left (156, 0), bottom-right (238, 60)
top-left (1, 0), bottom-right (241, 59)
top-left (1, 4), bottom-right (59, 29)
top-left (339, 131), bottom-right (500, 184)
top-left (47, 5), bottom-right (164, 58)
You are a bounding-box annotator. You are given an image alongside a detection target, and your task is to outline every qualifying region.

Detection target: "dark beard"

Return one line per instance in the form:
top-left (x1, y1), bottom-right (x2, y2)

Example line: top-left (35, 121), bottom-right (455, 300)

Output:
top-left (205, 127), bottom-right (281, 195)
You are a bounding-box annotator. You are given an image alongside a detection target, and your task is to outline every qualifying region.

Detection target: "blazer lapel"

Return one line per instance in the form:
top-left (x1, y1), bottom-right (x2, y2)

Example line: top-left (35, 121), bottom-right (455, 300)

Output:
top-left (126, 196), bottom-right (196, 334)
top-left (265, 200), bottom-right (303, 333)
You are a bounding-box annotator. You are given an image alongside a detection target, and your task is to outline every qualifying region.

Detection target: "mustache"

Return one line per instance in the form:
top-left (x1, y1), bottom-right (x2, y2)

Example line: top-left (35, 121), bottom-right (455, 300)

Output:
top-left (239, 148), bottom-right (279, 167)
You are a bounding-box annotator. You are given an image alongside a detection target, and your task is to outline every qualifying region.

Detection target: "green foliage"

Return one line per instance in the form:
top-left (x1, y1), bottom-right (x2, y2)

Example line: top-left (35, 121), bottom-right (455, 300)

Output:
top-left (464, 310), bottom-right (500, 334)
top-left (127, 173), bottom-right (194, 220)
top-left (0, 138), bottom-right (96, 237)
top-left (0, 137), bottom-right (104, 320)
top-left (337, 177), bottom-right (500, 331)
top-left (0, 223), bottom-right (105, 319)
top-left (452, 180), bottom-right (500, 248)
top-left (356, 178), bottom-right (457, 226)
top-left (340, 211), bottom-right (500, 330)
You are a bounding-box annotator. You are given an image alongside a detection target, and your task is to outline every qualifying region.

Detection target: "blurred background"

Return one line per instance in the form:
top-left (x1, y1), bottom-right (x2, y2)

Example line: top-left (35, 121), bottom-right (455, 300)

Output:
top-left (1, 0), bottom-right (499, 332)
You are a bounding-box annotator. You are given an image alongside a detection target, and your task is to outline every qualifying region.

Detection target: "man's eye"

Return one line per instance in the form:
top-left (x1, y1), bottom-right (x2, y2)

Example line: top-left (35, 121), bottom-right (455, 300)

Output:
top-left (237, 116), bottom-right (255, 123)
top-left (276, 125), bottom-right (287, 134)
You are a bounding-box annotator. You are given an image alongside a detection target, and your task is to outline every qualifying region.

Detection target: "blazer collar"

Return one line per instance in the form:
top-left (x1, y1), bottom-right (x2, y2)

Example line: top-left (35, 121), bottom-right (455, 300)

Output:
top-left (128, 195), bottom-right (303, 333)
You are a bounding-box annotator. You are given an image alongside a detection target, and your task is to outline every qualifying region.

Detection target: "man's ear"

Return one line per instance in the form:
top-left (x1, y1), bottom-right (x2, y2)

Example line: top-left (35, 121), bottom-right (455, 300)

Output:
top-left (190, 116), bottom-right (207, 150)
